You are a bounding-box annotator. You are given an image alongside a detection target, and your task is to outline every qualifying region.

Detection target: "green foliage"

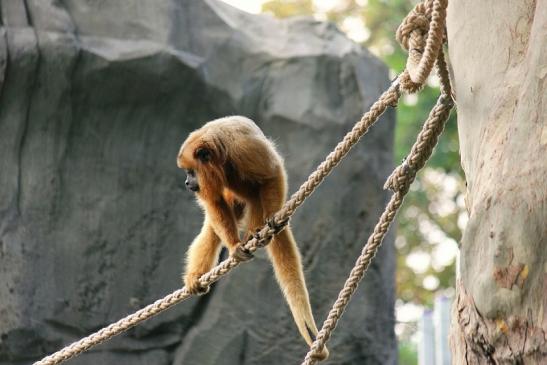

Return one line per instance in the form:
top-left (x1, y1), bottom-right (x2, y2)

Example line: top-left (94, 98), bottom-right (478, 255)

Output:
top-left (399, 341), bottom-right (418, 365)
top-left (261, 0), bottom-right (463, 307)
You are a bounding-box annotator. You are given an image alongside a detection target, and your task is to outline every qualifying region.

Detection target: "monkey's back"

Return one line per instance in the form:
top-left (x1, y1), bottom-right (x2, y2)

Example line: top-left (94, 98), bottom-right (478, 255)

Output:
top-left (203, 116), bottom-right (285, 183)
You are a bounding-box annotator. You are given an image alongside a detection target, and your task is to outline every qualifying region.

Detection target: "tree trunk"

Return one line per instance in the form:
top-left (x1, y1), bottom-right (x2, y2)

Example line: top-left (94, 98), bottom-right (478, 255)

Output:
top-left (447, 0), bottom-right (546, 363)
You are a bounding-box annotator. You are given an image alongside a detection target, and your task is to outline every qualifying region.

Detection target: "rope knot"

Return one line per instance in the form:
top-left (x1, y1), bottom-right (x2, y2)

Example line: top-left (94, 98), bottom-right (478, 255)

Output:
top-left (249, 228), bottom-right (273, 249)
top-left (384, 160), bottom-right (417, 193)
top-left (395, 0), bottom-right (447, 92)
top-left (241, 216), bottom-right (290, 253)
top-left (396, 2), bottom-right (431, 52)
top-left (267, 216), bottom-right (289, 235)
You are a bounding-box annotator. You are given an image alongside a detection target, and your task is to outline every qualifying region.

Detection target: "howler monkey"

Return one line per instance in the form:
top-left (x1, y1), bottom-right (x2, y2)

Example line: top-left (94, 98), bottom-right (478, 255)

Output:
top-left (177, 116), bottom-right (328, 359)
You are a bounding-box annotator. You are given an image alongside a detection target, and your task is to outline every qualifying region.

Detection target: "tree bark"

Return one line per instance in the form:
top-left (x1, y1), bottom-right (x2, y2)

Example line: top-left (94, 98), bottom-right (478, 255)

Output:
top-left (447, 0), bottom-right (546, 363)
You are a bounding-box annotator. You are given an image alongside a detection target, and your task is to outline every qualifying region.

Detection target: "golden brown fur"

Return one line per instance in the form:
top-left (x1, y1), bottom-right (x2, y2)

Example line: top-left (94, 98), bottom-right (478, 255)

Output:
top-left (177, 116), bottom-right (328, 359)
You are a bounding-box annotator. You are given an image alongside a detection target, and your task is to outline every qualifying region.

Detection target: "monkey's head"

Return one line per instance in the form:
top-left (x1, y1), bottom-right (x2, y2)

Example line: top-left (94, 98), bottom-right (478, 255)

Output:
top-left (177, 129), bottom-right (227, 196)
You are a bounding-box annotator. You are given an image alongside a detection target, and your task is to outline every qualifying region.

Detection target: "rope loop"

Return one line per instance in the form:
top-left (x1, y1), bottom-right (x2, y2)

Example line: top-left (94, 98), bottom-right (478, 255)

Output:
top-left (396, 1), bottom-right (431, 51)
top-left (396, 0), bottom-right (448, 92)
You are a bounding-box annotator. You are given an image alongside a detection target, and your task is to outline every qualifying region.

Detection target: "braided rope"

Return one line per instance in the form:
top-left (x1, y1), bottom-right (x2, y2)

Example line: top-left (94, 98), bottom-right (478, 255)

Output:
top-left (396, 0), bottom-right (448, 92)
top-left (33, 56), bottom-right (402, 365)
top-left (34, 0), bottom-right (450, 363)
top-left (301, 61), bottom-right (454, 364)
top-left (301, 0), bottom-right (451, 362)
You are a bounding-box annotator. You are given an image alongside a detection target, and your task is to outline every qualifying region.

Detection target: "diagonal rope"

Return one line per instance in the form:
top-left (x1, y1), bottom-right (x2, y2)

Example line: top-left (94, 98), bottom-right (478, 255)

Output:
top-left (301, 0), bottom-right (452, 361)
top-left (301, 70), bottom-right (454, 364)
top-left (33, 58), bottom-right (402, 365)
top-left (34, 0), bottom-right (450, 363)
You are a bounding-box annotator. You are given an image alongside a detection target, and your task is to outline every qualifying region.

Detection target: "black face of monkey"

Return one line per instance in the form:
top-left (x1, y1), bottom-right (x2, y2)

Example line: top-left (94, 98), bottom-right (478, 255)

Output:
top-left (185, 169), bottom-right (199, 192)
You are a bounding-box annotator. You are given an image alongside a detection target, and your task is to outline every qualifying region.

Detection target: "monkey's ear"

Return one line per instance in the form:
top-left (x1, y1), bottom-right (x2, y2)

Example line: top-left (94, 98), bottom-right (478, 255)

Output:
top-left (195, 147), bottom-right (211, 163)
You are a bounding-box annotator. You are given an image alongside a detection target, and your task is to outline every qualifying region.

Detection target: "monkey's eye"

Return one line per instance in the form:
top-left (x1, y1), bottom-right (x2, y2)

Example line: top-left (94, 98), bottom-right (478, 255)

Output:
top-left (186, 169), bottom-right (195, 176)
top-left (195, 148), bottom-right (211, 163)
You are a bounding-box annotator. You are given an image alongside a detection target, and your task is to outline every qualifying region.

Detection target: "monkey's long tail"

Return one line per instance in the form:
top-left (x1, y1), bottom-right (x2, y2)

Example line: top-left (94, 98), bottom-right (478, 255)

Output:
top-left (267, 228), bottom-right (329, 360)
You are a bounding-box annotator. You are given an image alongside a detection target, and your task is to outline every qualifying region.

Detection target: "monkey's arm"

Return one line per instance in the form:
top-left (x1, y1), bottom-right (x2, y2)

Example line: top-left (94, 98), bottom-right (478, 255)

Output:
top-left (203, 197), bottom-right (241, 252)
top-left (184, 217), bottom-right (222, 293)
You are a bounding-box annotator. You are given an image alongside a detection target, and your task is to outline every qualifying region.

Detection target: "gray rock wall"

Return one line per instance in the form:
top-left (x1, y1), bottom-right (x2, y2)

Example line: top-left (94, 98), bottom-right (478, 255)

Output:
top-left (0, 1), bottom-right (396, 364)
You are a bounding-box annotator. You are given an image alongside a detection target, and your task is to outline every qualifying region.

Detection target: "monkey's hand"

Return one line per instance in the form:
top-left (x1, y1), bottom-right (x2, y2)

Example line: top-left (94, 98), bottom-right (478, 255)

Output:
top-left (183, 272), bottom-right (210, 295)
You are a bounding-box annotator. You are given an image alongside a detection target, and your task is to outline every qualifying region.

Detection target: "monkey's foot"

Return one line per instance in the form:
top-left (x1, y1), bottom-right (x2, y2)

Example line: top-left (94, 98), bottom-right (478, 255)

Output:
top-left (231, 244), bottom-right (254, 262)
top-left (183, 273), bottom-right (210, 295)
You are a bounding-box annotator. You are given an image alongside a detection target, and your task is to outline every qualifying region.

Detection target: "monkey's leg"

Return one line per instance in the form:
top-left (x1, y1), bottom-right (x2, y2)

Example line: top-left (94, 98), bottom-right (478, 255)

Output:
top-left (243, 197), bottom-right (264, 241)
top-left (222, 189), bottom-right (246, 222)
top-left (259, 178), bottom-right (329, 360)
top-left (184, 218), bottom-right (222, 294)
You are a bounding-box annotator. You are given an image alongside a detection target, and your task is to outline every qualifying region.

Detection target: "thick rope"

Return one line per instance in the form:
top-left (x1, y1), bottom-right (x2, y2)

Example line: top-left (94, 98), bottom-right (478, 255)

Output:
top-left (301, 0), bottom-right (451, 362)
top-left (384, 56), bottom-right (452, 194)
top-left (302, 77), bottom-right (453, 365)
top-left (396, 0), bottom-right (448, 92)
top-left (33, 60), bottom-right (402, 365)
top-left (241, 79), bottom-right (400, 255)
top-left (34, 0), bottom-right (449, 363)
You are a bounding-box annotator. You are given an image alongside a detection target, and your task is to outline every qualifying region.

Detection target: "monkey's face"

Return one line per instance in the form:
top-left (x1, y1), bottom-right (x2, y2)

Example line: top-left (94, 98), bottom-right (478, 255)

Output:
top-left (178, 128), bottom-right (227, 198)
top-left (183, 148), bottom-right (213, 193)
top-left (178, 134), bottom-right (215, 195)
top-left (184, 169), bottom-right (200, 192)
